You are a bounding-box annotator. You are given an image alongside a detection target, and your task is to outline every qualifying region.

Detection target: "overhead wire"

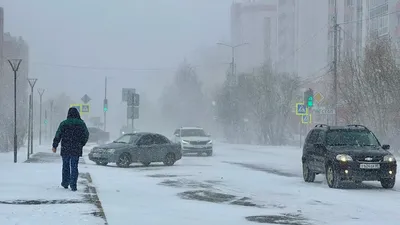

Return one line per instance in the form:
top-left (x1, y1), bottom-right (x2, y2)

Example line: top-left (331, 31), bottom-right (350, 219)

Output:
top-left (272, 23), bottom-right (330, 68)
top-left (35, 9), bottom-right (392, 79)
top-left (31, 61), bottom-right (232, 74)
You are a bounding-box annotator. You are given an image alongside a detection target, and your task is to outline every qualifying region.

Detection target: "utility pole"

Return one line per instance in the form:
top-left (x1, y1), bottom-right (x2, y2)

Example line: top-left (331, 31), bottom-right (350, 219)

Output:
top-left (104, 76), bottom-right (107, 131)
top-left (28, 78), bottom-right (38, 155)
top-left (8, 59), bottom-right (22, 163)
top-left (37, 89), bottom-right (45, 145)
top-left (131, 89), bottom-right (136, 132)
top-left (333, 0), bottom-right (338, 125)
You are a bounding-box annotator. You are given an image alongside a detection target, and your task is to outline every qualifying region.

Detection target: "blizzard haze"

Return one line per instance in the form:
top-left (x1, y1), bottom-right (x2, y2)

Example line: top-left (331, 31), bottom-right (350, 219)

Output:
top-left (2, 0), bottom-right (233, 137)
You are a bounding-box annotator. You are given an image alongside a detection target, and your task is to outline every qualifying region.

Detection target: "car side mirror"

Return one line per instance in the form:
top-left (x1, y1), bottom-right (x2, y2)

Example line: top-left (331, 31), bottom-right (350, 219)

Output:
top-left (206, 134), bottom-right (211, 137)
top-left (382, 144), bottom-right (390, 150)
top-left (174, 134), bottom-right (179, 137)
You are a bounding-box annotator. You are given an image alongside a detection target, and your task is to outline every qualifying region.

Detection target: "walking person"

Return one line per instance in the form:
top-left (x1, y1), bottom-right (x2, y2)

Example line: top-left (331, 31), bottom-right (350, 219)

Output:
top-left (52, 107), bottom-right (89, 191)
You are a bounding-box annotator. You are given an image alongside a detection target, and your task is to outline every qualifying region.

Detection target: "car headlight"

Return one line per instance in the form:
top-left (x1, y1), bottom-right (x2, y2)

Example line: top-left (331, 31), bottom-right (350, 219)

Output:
top-left (107, 149), bottom-right (115, 154)
top-left (336, 154), bottom-right (353, 162)
top-left (207, 140), bottom-right (212, 144)
top-left (384, 155), bottom-right (396, 162)
top-left (181, 140), bottom-right (189, 144)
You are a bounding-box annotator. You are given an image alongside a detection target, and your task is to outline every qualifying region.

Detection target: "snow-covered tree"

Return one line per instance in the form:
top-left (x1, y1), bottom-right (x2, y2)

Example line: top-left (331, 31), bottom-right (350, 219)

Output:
top-left (159, 60), bottom-right (207, 130)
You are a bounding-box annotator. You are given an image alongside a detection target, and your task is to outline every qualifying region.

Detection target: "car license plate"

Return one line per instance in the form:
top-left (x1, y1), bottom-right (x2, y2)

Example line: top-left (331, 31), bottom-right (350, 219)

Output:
top-left (92, 153), bottom-right (101, 157)
top-left (360, 163), bottom-right (380, 169)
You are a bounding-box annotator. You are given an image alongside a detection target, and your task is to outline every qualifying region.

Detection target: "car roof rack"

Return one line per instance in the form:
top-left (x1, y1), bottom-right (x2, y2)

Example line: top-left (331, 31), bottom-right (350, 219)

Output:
top-left (346, 124), bottom-right (370, 131)
top-left (314, 124), bottom-right (329, 128)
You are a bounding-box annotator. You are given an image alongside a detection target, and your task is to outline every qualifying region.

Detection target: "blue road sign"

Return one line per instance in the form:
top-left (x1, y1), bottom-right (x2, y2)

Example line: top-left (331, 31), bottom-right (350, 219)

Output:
top-left (81, 104), bottom-right (90, 114)
top-left (301, 114), bottom-right (312, 124)
top-left (295, 103), bottom-right (308, 115)
top-left (70, 104), bottom-right (81, 112)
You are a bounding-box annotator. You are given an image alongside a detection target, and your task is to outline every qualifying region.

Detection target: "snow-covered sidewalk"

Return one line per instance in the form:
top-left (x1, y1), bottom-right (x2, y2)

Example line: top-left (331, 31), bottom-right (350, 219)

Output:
top-left (0, 148), bottom-right (106, 225)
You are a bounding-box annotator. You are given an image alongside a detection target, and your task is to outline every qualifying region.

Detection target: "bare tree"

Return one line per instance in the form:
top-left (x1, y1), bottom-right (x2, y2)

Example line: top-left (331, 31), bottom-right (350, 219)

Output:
top-left (215, 64), bottom-right (300, 145)
top-left (338, 36), bottom-right (400, 141)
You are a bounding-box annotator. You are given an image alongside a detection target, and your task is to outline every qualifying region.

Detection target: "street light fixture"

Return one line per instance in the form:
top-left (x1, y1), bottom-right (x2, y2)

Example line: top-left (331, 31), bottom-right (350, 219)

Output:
top-left (7, 59), bottom-right (22, 163)
top-left (216, 42), bottom-right (249, 85)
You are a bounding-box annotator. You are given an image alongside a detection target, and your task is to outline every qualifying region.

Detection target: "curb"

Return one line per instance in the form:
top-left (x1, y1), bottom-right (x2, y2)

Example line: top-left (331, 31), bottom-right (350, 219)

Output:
top-left (80, 157), bottom-right (109, 225)
top-left (22, 152), bottom-right (109, 225)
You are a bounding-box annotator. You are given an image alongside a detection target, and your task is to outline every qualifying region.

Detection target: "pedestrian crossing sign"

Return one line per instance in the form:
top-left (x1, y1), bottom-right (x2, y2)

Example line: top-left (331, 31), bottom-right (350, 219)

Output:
top-left (69, 104), bottom-right (82, 113)
top-left (81, 104), bottom-right (90, 114)
top-left (301, 114), bottom-right (312, 124)
top-left (295, 103), bottom-right (308, 116)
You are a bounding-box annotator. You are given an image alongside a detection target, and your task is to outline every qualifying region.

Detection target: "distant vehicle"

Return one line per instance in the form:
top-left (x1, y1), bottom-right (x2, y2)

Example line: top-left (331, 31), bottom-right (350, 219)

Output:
top-left (120, 126), bottom-right (138, 135)
top-left (302, 124), bottom-right (397, 189)
top-left (88, 132), bottom-right (182, 167)
top-left (88, 127), bottom-right (110, 144)
top-left (173, 127), bottom-right (213, 156)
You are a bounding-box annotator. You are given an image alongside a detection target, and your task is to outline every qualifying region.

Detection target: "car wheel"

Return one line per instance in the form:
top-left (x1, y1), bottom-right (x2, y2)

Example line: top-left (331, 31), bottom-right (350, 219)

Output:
top-left (116, 153), bottom-right (131, 168)
top-left (95, 161), bottom-right (108, 166)
top-left (326, 164), bottom-right (341, 188)
top-left (381, 177), bottom-right (395, 189)
top-left (141, 162), bottom-right (151, 167)
top-left (206, 151), bottom-right (213, 156)
top-left (163, 153), bottom-right (176, 166)
top-left (302, 161), bottom-right (315, 182)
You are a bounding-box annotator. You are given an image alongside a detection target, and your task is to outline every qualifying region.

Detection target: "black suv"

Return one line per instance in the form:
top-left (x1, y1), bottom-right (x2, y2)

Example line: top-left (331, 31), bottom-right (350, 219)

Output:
top-left (302, 124), bottom-right (397, 189)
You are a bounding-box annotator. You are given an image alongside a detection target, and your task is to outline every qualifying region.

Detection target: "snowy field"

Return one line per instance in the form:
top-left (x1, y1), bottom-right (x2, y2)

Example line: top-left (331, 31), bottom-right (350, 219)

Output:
top-left (1, 142), bottom-right (400, 225)
top-left (82, 142), bottom-right (400, 225)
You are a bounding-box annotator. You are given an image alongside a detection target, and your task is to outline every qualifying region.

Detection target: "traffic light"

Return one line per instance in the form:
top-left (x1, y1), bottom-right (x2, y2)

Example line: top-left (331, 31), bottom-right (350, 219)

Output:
top-left (103, 99), bottom-right (108, 112)
top-left (304, 88), bottom-right (314, 108)
top-left (44, 110), bottom-right (48, 124)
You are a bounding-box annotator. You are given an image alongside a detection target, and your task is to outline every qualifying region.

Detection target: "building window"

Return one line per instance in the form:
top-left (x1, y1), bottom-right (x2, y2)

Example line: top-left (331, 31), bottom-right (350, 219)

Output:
top-left (369, 2), bottom-right (389, 36)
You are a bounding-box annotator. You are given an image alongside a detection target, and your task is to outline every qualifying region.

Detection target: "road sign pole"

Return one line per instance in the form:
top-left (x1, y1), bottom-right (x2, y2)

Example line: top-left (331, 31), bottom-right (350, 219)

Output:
top-left (299, 122), bottom-right (302, 149)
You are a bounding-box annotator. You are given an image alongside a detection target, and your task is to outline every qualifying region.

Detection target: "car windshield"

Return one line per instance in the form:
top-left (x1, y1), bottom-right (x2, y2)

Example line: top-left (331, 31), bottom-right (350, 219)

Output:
top-left (326, 130), bottom-right (379, 147)
top-left (113, 134), bottom-right (139, 144)
top-left (181, 129), bottom-right (206, 137)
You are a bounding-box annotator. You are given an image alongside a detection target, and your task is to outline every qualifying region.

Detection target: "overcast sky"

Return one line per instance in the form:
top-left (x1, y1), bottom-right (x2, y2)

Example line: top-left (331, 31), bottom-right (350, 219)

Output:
top-left (2, 0), bottom-right (232, 129)
top-left (2, 0), bottom-right (330, 134)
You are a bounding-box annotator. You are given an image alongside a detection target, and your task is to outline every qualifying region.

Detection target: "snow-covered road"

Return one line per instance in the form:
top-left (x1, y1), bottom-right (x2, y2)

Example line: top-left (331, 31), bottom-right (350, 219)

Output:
top-left (83, 143), bottom-right (400, 225)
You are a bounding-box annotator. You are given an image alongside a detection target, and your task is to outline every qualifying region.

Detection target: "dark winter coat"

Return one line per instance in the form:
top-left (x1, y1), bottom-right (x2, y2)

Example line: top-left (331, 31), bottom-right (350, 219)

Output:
top-left (52, 107), bottom-right (89, 157)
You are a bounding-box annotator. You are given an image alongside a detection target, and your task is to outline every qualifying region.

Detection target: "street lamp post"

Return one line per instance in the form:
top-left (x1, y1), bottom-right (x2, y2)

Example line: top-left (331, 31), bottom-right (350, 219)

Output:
top-left (37, 89), bottom-right (45, 145)
top-left (28, 78), bottom-right (38, 155)
top-left (7, 59), bottom-right (22, 163)
top-left (216, 43), bottom-right (248, 141)
top-left (216, 42), bottom-right (248, 86)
